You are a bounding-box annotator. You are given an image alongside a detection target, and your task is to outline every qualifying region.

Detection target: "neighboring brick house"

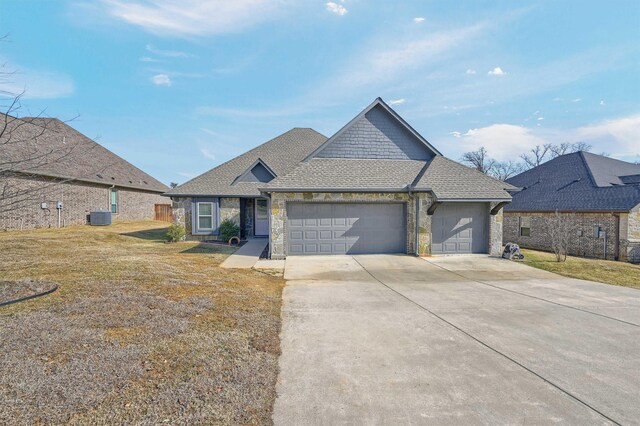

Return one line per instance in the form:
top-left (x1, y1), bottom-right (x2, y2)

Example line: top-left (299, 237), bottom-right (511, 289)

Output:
top-left (167, 98), bottom-right (516, 259)
top-left (0, 115), bottom-right (169, 230)
top-left (504, 152), bottom-right (640, 263)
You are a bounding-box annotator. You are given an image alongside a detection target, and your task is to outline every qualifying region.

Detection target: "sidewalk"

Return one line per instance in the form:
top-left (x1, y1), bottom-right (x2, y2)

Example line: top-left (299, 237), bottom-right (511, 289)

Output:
top-left (219, 238), bottom-right (268, 269)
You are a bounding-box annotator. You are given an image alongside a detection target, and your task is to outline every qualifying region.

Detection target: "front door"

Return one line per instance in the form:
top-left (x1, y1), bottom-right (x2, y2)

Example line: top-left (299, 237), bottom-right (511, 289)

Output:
top-left (255, 198), bottom-right (269, 236)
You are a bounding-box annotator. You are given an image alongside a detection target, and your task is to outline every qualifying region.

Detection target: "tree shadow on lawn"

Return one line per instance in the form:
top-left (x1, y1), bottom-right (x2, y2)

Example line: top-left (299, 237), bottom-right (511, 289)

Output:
top-left (120, 227), bottom-right (169, 242)
top-left (180, 243), bottom-right (237, 255)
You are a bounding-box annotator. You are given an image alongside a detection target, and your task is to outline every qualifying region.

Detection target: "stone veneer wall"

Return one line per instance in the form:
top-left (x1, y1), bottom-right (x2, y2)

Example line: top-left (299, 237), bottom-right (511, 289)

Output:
top-left (1, 175), bottom-right (166, 230)
top-left (171, 196), bottom-right (241, 242)
top-left (488, 202), bottom-right (505, 257)
top-left (267, 192), bottom-right (506, 259)
top-left (503, 211), bottom-right (639, 262)
top-left (620, 205), bottom-right (640, 263)
top-left (219, 198), bottom-right (241, 225)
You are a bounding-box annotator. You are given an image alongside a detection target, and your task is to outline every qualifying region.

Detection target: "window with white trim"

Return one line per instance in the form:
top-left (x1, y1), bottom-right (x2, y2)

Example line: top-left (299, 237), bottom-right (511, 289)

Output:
top-left (110, 188), bottom-right (118, 214)
top-left (519, 216), bottom-right (531, 237)
top-left (197, 202), bottom-right (215, 231)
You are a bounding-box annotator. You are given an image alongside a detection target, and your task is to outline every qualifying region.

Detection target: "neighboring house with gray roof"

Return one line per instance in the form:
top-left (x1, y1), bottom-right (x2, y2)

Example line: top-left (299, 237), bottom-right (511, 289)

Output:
top-left (166, 98), bottom-right (517, 258)
top-left (1, 115), bottom-right (169, 229)
top-left (504, 152), bottom-right (640, 263)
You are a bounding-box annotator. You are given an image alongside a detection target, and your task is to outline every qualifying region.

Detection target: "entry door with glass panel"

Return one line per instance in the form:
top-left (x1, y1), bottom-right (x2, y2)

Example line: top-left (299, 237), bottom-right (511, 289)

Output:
top-left (255, 198), bottom-right (269, 236)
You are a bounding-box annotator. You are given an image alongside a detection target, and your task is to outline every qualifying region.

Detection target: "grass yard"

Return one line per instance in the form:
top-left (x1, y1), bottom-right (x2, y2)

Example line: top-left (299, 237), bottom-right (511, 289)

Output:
top-left (522, 249), bottom-right (640, 289)
top-left (0, 221), bottom-right (284, 425)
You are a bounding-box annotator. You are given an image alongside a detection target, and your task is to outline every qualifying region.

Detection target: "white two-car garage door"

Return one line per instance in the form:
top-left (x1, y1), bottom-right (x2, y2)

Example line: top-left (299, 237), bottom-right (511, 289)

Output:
top-left (432, 202), bottom-right (488, 254)
top-left (287, 203), bottom-right (406, 255)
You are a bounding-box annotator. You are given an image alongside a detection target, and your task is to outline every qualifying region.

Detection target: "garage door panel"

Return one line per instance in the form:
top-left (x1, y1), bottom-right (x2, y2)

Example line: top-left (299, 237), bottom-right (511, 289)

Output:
top-left (318, 230), bottom-right (332, 240)
top-left (287, 203), bottom-right (405, 255)
top-left (432, 203), bottom-right (488, 254)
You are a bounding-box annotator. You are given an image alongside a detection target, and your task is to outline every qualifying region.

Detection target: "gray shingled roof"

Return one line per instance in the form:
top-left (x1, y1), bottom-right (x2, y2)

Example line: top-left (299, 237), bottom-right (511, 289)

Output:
top-left (505, 152), bottom-right (640, 212)
top-left (165, 128), bottom-right (328, 197)
top-left (261, 155), bottom-right (515, 199)
top-left (416, 156), bottom-right (516, 200)
top-left (260, 158), bottom-right (427, 191)
top-left (1, 115), bottom-right (168, 193)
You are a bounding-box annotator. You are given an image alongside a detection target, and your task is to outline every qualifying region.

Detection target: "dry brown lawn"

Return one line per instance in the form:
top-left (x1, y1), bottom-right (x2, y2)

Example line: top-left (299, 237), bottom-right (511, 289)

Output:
top-left (0, 221), bottom-right (284, 425)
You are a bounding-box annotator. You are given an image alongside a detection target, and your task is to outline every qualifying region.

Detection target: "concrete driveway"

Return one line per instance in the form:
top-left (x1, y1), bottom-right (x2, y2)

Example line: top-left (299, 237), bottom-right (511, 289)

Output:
top-left (274, 255), bottom-right (640, 425)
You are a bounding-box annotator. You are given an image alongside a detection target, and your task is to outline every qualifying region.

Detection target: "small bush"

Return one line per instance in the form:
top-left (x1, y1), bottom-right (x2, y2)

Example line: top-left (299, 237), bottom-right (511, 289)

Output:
top-left (165, 223), bottom-right (186, 242)
top-left (219, 219), bottom-right (240, 242)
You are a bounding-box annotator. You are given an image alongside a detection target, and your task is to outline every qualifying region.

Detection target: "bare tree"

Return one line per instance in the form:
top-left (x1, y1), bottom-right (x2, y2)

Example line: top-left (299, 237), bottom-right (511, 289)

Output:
top-left (169, 182), bottom-right (178, 189)
top-left (521, 144), bottom-right (552, 168)
top-left (549, 142), bottom-right (592, 158)
top-left (492, 161), bottom-right (525, 181)
top-left (546, 211), bottom-right (577, 262)
top-left (460, 147), bottom-right (496, 174)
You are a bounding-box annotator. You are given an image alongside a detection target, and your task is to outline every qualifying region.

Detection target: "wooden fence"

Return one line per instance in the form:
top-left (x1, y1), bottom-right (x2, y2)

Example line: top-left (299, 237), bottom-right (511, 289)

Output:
top-left (154, 204), bottom-right (173, 222)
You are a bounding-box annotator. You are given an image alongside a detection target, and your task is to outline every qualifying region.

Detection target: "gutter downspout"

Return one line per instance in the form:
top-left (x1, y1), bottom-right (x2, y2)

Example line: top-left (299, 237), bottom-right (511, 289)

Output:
top-left (407, 184), bottom-right (420, 257)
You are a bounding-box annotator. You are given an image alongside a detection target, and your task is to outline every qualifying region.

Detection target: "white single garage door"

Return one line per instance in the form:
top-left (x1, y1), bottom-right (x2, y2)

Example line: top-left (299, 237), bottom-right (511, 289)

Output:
top-left (432, 202), bottom-right (488, 254)
top-left (287, 203), bottom-right (406, 255)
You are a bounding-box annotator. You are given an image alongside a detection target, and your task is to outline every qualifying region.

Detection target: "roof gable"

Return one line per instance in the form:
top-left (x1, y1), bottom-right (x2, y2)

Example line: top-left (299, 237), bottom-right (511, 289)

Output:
top-left (165, 128), bottom-right (327, 197)
top-left (233, 158), bottom-right (276, 184)
top-left (307, 98), bottom-right (441, 161)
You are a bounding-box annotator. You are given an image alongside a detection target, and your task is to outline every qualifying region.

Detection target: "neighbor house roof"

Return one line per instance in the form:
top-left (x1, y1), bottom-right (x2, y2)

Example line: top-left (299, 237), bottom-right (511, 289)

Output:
top-left (1, 115), bottom-right (168, 193)
top-left (165, 128), bottom-right (328, 197)
top-left (505, 152), bottom-right (640, 212)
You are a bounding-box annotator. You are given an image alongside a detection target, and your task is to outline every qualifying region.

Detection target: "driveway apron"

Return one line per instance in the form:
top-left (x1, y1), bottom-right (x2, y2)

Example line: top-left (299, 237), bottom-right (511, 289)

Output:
top-left (274, 255), bottom-right (640, 425)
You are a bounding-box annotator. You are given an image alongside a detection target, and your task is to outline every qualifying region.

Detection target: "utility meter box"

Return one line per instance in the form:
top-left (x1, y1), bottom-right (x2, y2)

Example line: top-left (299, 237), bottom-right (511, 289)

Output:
top-left (41, 202), bottom-right (48, 209)
top-left (593, 225), bottom-right (601, 237)
top-left (56, 201), bottom-right (63, 209)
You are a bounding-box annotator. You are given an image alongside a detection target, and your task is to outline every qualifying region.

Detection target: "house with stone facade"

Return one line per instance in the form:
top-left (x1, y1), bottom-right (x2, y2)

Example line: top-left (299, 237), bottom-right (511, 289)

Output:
top-left (166, 98), bottom-right (517, 259)
top-left (0, 115), bottom-right (169, 230)
top-left (504, 152), bottom-right (640, 263)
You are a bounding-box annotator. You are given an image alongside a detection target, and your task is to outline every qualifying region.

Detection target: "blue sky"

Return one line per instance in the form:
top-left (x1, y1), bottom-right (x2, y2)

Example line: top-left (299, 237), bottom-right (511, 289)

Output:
top-left (1, 0), bottom-right (639, 185)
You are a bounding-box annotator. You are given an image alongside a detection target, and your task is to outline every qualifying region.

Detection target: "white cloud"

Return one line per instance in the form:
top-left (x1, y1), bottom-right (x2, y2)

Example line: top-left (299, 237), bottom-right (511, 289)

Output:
top-left (151, 74), bottom-right (172, 86)
top-left (574, 114), bottom-right (640, 157)
top-left (0, 60), bottom-right (74, 99)
top-left (450, 114), bottom-right (640, 162)
top-left (326, 2), bottom-right (347, 16)
top-left (321, 22), bottom-right (487, 93)
top-left (414, 17), bottom-right (425, 23)
top-left (457, 124), bottom-right (547, 161)
top-left (98, 0), bottom-right (291, 36)
top-left (465, 69), bottom-right (476, 75)
top-left (537, 117), bottom-right (544, 121)
top-left (600, 100), bottom-right (605, 106)
top-left (139, 56), bottom-right (160, 62)
top-left (571, 98), bottom-right (582, 102)
top-left (178, 171), bottom-right (196, 178)
top-left (145, 44), bottom-right (192, 58)
top-left (200, 147), bottom-right (216, 160)
top-left (487, 67), bottom-right (506, 76)
top-left (389, 98), bottom-right (405, 105)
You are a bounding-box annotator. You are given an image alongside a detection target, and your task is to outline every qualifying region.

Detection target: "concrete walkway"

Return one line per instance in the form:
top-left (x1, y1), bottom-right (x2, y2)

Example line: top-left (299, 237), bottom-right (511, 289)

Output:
top-left (219, 238), bottom-right (268, 269)
top-left (274, 254), bottom-right (640, 425)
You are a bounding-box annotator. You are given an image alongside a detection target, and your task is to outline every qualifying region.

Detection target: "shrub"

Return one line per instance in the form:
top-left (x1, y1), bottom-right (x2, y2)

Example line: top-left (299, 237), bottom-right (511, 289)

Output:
top-left (219, 219), bottom-right (240, 242)
top-left (165, 223), bottom-right (186, 242)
